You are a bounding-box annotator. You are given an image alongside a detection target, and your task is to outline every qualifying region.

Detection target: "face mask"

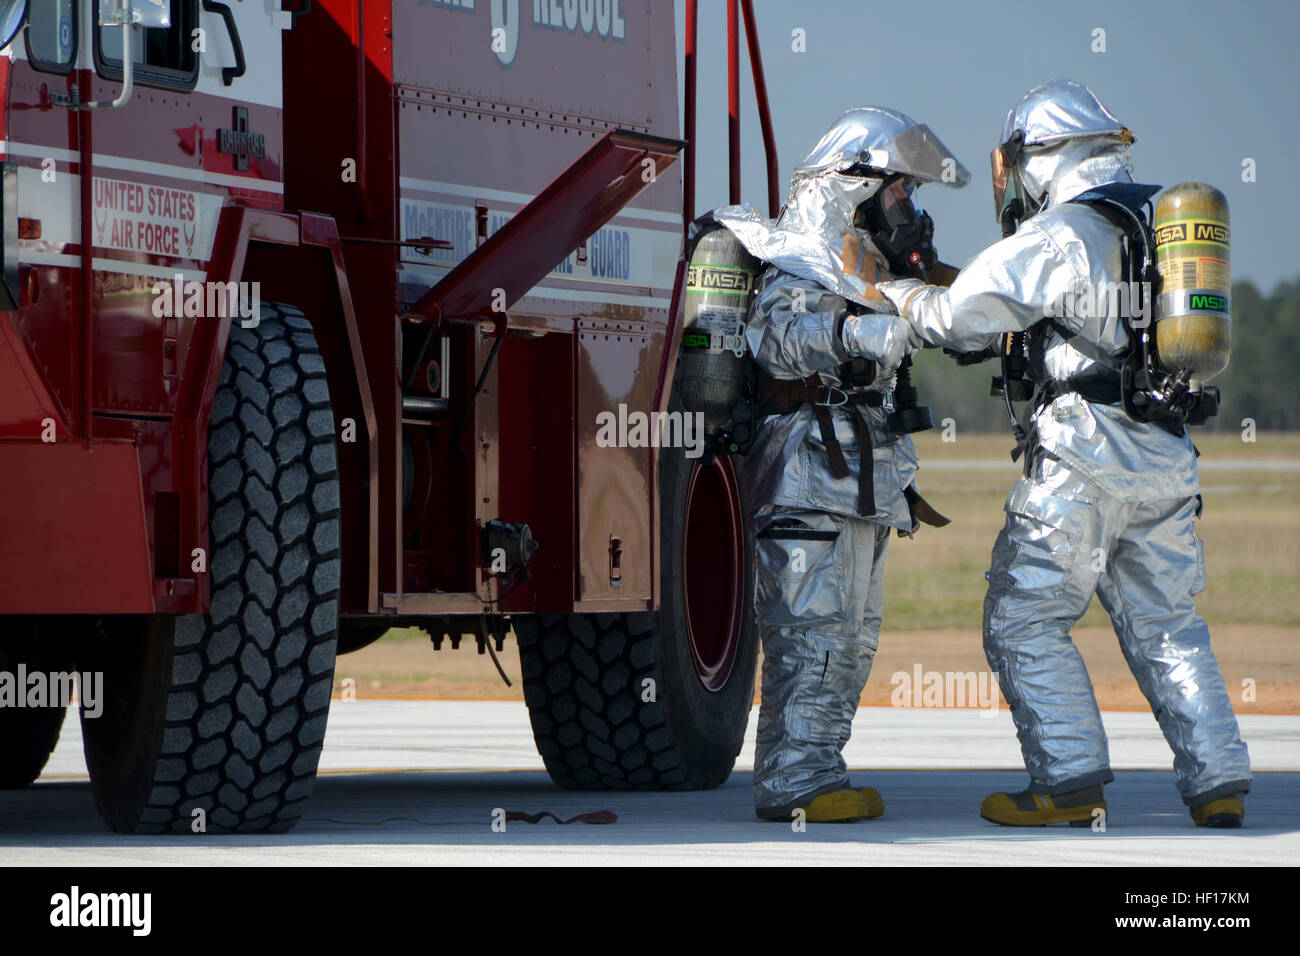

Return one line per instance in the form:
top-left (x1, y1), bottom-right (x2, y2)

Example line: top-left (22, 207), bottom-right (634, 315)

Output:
top-left (856, 175), bottom-right (937, 276)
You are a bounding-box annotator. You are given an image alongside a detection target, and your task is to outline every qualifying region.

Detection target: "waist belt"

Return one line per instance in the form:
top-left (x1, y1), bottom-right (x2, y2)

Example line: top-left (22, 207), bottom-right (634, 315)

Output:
top-left (1058, 375), bottom-right (1123, 406)
top-left (1011, 373), bottom-right (1124, 473)
top-left (754, 376), bottom-right (948, 529)
top-left (757, 374), bottom-right (879, 516)
top-left (756, 379), bottom-right (886, 415)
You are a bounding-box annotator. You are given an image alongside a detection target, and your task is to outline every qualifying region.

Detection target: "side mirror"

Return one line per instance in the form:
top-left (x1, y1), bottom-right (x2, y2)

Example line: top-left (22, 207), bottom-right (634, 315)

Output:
top-left (0, 0), bottom-right (28, 51)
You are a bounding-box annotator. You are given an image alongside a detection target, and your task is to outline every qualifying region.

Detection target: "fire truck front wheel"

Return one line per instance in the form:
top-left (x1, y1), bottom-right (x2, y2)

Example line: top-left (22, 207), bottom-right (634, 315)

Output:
top-left (80, 304), bottom-right (341, 833)
top-left (517, 422), bottom-right (757, 789)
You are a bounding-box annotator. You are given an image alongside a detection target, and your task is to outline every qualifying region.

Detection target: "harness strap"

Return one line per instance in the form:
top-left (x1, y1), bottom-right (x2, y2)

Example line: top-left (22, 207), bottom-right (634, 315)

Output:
top-left (903, 484), bottom-right (950, 529)
top-left (757, 373), bottom-right (881, 516)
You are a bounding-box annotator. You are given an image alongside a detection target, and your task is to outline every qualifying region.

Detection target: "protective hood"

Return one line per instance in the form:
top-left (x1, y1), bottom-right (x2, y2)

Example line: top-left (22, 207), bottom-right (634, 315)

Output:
top-left (1001, 80), bottom-right (1136, 214)
top-left (713, 107), bottom-right (968, 309)
top-left (1021, 137), bottom-right (1135, 211)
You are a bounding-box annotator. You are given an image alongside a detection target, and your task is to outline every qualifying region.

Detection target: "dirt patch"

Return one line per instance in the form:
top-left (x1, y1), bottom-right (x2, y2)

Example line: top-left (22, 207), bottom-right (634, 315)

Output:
top-left (333, 624), bottom-right (1297, 714)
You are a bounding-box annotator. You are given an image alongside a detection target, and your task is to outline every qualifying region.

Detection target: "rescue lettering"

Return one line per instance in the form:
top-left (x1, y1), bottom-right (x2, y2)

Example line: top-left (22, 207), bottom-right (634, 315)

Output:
top-left (534, 0), bottom-right (625, 40)
top-left (423, 0), bottom-right (627, 68)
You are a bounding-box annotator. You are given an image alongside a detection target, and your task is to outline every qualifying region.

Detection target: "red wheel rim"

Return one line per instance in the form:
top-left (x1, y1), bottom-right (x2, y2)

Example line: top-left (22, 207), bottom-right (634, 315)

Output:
top-left (681, 456), bottom-right (744, 692)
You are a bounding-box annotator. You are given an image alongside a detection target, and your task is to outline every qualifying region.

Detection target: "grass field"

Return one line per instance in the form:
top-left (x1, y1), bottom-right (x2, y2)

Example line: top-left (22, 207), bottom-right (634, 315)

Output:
top-left (887, 430), bottom-right (1300, 631)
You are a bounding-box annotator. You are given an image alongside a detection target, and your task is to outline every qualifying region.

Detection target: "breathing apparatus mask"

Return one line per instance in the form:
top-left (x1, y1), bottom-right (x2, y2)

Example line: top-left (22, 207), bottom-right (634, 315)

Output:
top-left (849, 171), bottom-right (937, 277)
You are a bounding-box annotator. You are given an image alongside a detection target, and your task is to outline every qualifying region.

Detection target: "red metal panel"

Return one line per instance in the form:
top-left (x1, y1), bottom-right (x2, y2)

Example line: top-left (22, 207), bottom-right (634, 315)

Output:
top-left (0, 310), bottom-right (63, 435)
top-left (495, 330), bottom-right (576, 612)
top-left (285, 0), bottom-right (400, 603)
top-left (3, 54), bottom-right (83, 436)
top-left (0, 441), bottom-right (153, 613)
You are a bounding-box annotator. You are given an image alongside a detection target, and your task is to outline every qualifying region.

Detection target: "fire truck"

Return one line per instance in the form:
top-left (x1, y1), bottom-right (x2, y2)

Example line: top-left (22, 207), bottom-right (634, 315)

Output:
top-left (0, 0), bottom-right (780, 831)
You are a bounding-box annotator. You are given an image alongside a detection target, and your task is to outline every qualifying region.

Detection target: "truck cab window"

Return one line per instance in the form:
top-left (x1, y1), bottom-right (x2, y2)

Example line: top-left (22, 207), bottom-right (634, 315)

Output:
top-left (26, 0), bottom-right (77, 73)
top-left (95, 0), bottom-right (198, 90)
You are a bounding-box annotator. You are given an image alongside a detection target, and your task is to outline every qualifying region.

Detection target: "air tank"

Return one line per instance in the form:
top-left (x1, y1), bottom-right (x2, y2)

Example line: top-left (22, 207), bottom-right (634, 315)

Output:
top-left (678, 223), bottom-right (761, 435)
top-left (1153, 182), bottom-right (1231, 383)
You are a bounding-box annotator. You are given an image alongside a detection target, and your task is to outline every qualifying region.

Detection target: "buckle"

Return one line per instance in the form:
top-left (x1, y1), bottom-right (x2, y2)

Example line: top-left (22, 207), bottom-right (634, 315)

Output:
top-left (708, 328), bottom-right (748, 358)
top-left (816, 385), bottom-right (848, 407)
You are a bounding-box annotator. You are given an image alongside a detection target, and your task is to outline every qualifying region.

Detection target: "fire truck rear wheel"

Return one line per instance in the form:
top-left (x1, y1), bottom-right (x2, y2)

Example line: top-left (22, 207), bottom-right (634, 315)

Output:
top-left (81, 304), bottom-right (341, 833)
top-left (517, 408), bottom-right (757, 789)
top-left (0, 669), bottom-right (67, 789)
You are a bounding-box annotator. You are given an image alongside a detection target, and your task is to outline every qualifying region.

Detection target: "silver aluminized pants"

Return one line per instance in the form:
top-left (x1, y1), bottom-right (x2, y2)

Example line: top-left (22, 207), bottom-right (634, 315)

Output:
top-left (984, 454), bottom-right (1252, 804)
top-left (752, 506), bottom-right (890, 817)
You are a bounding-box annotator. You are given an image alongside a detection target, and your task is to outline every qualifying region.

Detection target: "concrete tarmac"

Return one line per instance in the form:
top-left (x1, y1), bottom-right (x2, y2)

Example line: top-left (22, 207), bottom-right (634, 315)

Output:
top-left (2, 701), bottom-right (1296, 865)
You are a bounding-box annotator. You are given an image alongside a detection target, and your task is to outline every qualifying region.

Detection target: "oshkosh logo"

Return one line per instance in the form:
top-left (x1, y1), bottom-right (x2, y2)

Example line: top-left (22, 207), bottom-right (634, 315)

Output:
top-left (217, 107), bottom-right (267, 172)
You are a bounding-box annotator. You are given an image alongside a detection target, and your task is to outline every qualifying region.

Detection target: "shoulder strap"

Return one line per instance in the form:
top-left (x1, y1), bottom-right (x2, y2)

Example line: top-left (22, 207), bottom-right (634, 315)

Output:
top-left (1065, 182), bottom-right (1161, 278)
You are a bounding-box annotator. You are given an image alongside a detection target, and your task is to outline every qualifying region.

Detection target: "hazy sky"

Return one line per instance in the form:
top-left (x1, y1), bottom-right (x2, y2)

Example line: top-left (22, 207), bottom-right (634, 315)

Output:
top-left (676, 0), bottom-right (1300, 290)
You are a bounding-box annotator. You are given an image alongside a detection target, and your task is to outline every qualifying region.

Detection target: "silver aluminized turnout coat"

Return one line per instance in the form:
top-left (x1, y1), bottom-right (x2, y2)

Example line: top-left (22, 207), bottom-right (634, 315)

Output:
top-left (874, 80), bottom-right (1251, 806)
top-left (713, 107), bottom-right (968, 816)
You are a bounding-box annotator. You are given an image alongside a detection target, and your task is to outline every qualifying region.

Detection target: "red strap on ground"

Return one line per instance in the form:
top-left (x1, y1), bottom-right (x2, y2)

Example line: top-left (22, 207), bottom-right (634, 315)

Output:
top-left (504, 810), bottom-right (618, 825)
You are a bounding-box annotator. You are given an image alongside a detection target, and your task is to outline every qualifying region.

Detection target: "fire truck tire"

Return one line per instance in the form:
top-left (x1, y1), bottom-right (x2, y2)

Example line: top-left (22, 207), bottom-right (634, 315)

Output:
top-left (517, 424), bottom-right (757, 790)
top-left (0, 683), bottom-right (66, 789)
top-left (81, 304), bottom-right (341, 833)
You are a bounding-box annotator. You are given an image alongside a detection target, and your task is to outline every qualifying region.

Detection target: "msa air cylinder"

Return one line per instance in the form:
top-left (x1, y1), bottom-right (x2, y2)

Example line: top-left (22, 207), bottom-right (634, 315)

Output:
top-left (1153, 182), bottom-right (1231, 382)
top-left (679, 223), bottom-right (761, 435)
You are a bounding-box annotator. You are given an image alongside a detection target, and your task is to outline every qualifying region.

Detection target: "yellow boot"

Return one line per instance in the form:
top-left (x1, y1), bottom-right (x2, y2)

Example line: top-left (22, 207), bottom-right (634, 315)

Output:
top-left (1190, 793), bottom-right (1245, 828)
top-left (798, 787), bottom-right (885, 823)
top-left (980, 784), bottom-right (1105, 827)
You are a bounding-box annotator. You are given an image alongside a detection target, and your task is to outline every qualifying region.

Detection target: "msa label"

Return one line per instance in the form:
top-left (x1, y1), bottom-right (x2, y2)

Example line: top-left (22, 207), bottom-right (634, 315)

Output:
top-left (1155, 219), bottom-right (1230, 247)
top-left (686, 265), bottom-right (754, 296)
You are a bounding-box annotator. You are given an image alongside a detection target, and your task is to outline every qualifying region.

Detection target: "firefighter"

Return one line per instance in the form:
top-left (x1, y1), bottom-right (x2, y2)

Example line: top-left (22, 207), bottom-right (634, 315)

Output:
top-left (713, 107), bottom-right (969, 822)
top-left (869, 80), bottom-right (1252, 827)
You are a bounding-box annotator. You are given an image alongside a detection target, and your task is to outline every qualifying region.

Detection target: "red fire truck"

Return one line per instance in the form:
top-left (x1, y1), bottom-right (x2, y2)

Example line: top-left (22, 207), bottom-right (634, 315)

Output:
top-left (0, 0), bottom-right (779, 831)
